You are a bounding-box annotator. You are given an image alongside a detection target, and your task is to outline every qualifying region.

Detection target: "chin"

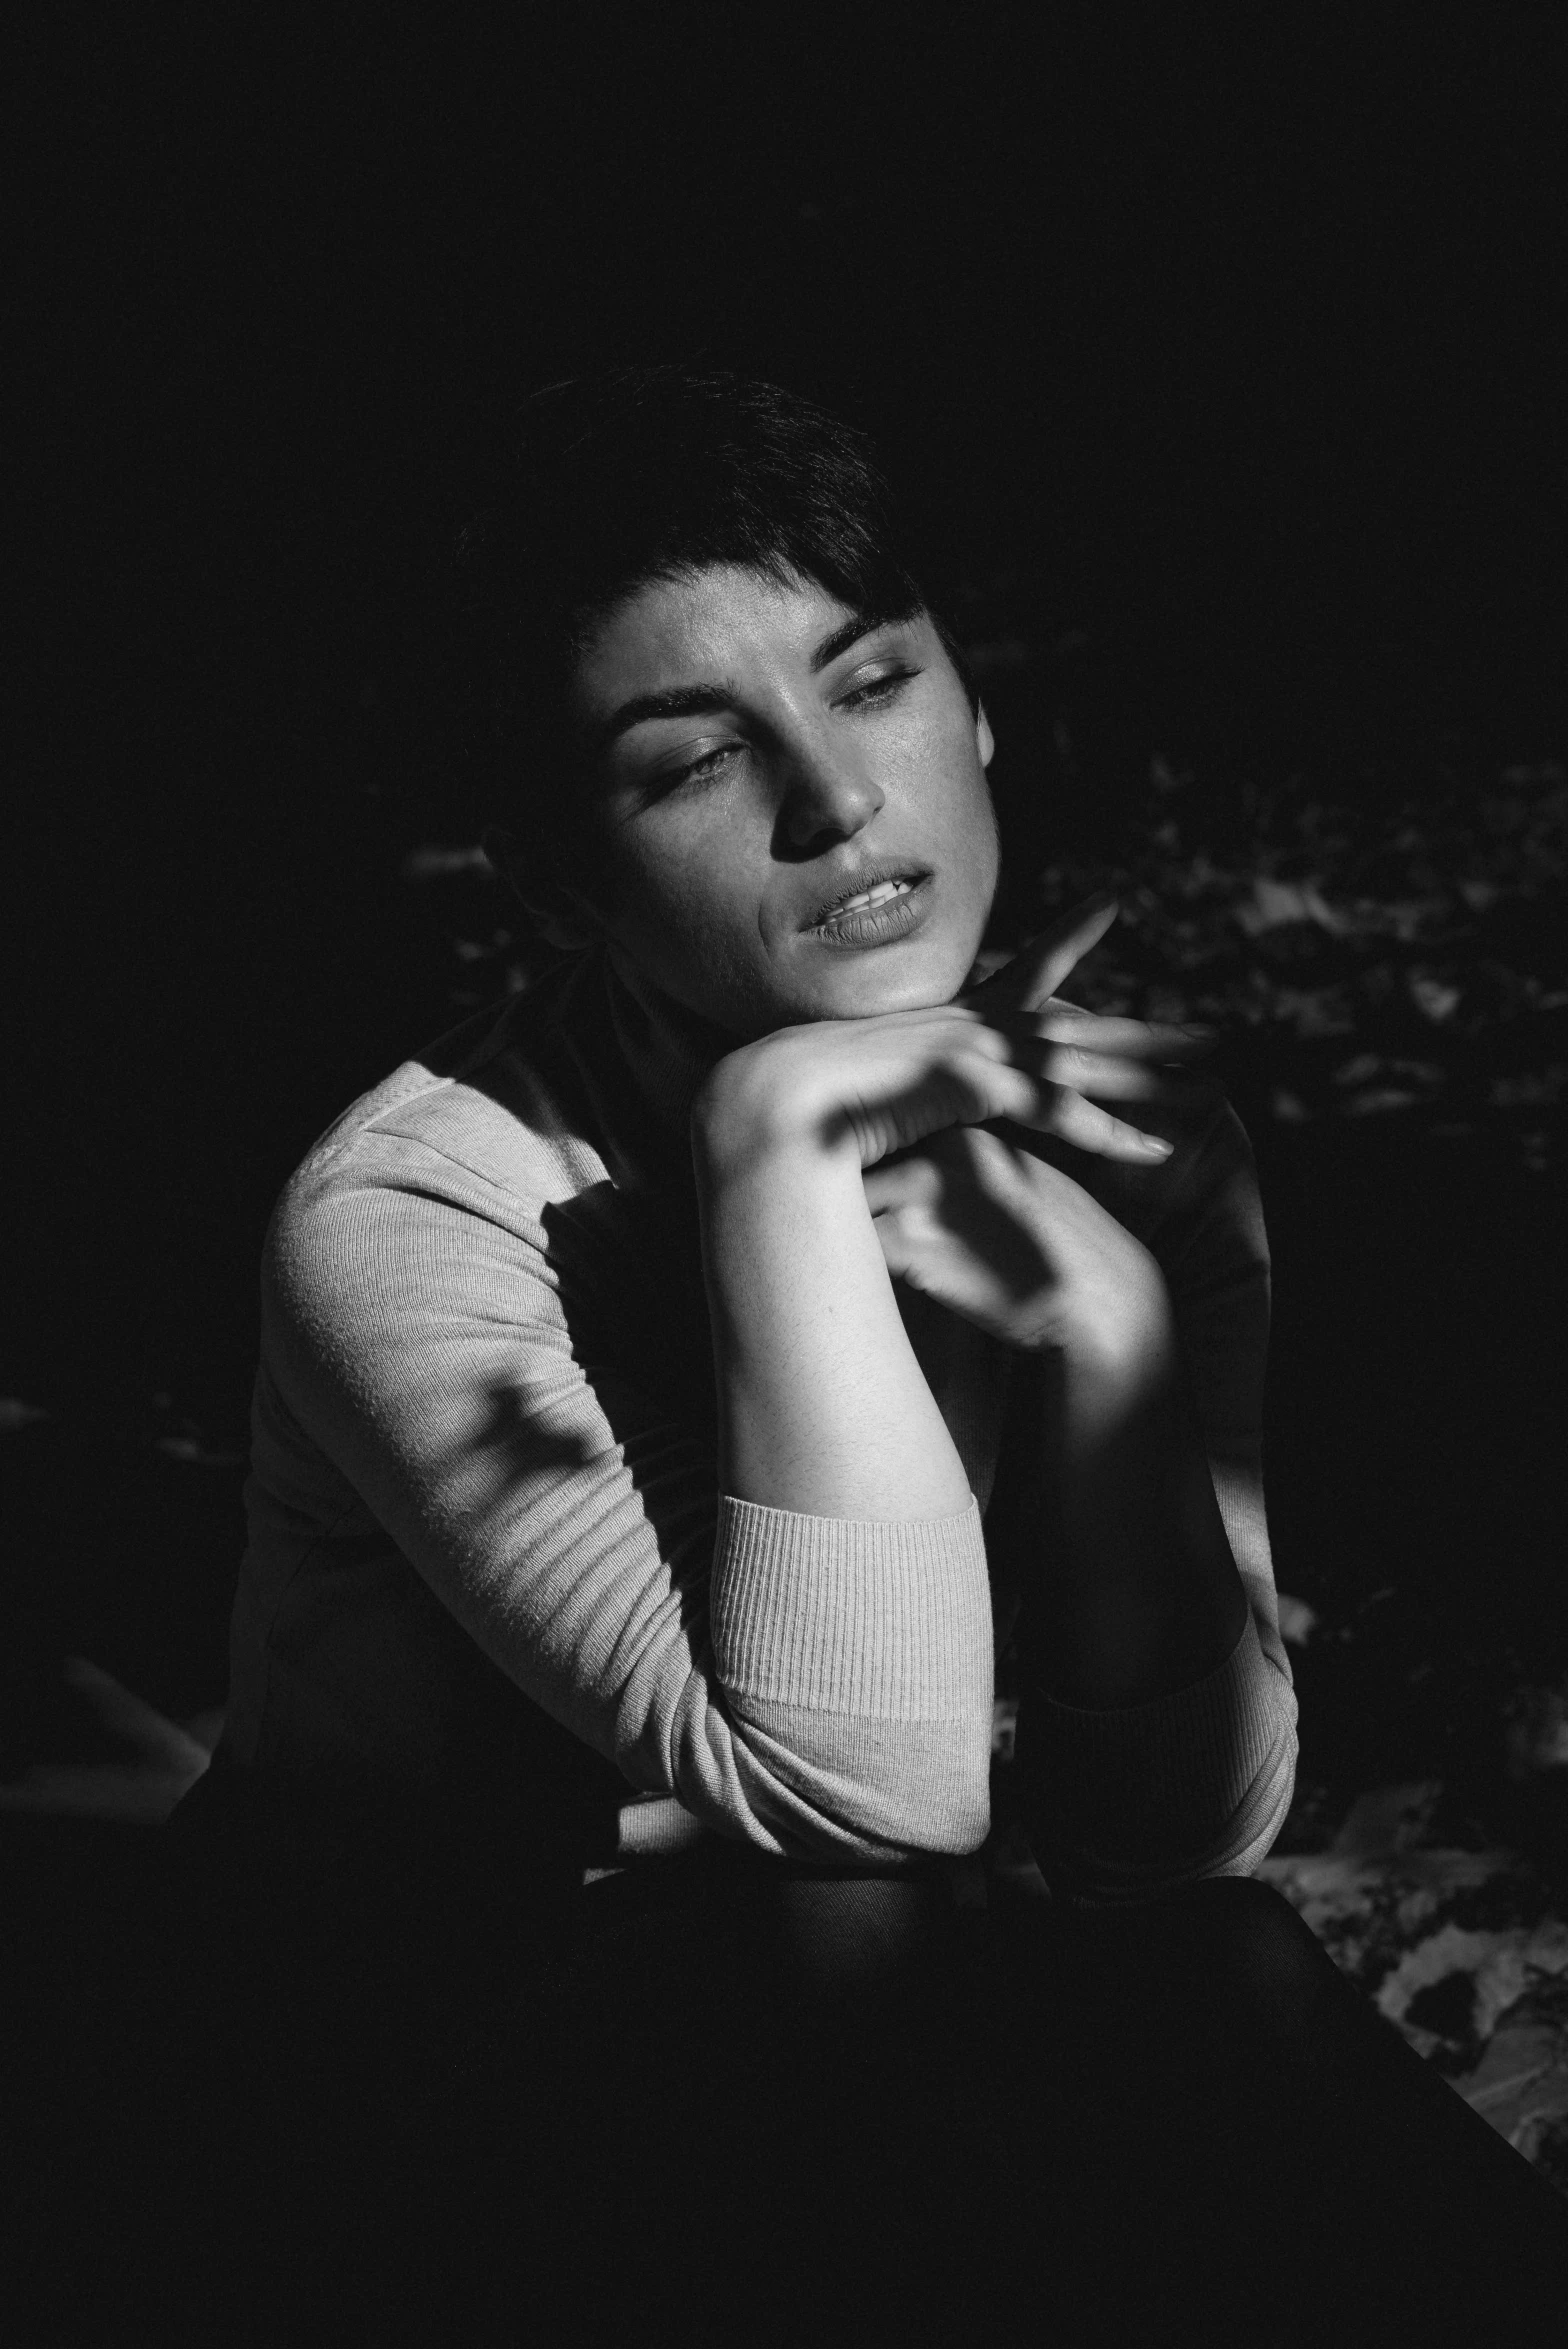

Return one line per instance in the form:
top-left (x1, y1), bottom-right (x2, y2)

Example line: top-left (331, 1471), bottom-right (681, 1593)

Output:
top-left (805, 942), bottom-right (975, 1019)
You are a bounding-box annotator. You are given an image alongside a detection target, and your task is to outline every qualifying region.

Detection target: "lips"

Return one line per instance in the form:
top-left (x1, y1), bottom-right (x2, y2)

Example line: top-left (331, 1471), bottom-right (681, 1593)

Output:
top-left (803, 859), bottom-right (932, 929)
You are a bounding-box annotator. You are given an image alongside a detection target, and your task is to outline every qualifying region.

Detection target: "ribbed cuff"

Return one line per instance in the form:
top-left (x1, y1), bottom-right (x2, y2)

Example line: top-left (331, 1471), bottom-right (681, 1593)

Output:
top-left (711, 1494), bottom-right (993, 1722)
top-left (1025, 1613), bottom-right (1294, 1862)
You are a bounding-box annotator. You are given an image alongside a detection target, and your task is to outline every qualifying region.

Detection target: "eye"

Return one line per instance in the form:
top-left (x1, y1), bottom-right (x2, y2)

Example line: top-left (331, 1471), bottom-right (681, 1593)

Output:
top-left (660, 740), bottom-right (744, 792)
top-left (838, 665), bottom-right (919, 712)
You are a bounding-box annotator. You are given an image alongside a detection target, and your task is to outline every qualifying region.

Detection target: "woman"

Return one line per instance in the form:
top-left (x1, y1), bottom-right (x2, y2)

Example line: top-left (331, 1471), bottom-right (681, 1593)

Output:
top-left (162, 370), bottom-right (1565, 2342)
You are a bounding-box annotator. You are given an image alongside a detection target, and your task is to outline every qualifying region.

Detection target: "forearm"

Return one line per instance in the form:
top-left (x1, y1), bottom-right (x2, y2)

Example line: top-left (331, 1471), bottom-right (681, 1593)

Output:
top-left (690, 1096), bottom-right (991, 1855)
top-left (1038, 1330), bottom-right (1250, 1708)
top-left (695, 1124), bottom-right (973, 1521)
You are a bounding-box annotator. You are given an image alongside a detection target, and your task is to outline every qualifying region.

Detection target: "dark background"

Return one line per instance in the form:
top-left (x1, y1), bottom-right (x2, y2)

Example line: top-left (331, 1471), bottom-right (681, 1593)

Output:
top-left (8, 10), bottom-right (1566, 1796)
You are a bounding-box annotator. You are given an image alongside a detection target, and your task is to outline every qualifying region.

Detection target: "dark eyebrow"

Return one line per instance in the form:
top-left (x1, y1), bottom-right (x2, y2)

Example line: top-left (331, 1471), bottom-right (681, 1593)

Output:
top-left (589, 609), bottom-right (909, 757)
top-left (588, 683), bottom-right (736, 756)
top-left (810, 608), bottom-right (903, 672)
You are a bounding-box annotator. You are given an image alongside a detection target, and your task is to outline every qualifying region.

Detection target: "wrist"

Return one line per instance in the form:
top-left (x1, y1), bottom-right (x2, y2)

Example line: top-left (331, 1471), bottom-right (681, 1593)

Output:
top-left (1056, 1286), bottom-right (1178, 1416)
top-left (692, 1050), bottom-right (855, 1188)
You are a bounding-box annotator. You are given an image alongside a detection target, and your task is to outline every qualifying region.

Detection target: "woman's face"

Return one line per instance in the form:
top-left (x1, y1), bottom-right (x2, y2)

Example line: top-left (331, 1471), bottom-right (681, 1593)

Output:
top-left (558, 563), bottom-right (1001, 1039)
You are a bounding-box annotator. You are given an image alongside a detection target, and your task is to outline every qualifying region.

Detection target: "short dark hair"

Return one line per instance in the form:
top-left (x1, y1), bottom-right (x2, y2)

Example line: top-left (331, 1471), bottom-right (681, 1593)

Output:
top-left (450, 368), bottom-right (976, 877)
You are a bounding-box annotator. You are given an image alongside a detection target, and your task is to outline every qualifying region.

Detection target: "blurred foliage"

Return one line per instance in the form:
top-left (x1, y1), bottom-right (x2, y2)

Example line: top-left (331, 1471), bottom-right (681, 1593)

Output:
top-left (1026, 755), bottom-right (1567, 1173)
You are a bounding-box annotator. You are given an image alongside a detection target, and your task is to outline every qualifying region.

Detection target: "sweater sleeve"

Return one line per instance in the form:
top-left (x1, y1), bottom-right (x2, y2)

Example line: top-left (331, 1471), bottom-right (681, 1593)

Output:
top-left (1012, 1096), bottom-right (1299, 1904)
top-left (259, 1132), bottom-right (995, 1865)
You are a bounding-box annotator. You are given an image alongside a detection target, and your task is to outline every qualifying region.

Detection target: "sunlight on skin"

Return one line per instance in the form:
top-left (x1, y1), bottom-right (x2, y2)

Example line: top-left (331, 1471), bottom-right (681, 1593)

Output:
top-left (519, 564), bottom-right (1003, 1044)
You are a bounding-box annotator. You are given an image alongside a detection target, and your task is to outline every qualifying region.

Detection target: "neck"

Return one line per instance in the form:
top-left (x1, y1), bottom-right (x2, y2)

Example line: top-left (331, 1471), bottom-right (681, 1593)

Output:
top-left (601, 949), bottom-right (740, 1138)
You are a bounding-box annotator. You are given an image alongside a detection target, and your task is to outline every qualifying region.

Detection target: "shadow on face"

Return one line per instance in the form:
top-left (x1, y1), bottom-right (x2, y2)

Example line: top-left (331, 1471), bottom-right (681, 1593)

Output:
top-left (504, 564), bottom-right (1002, 1040)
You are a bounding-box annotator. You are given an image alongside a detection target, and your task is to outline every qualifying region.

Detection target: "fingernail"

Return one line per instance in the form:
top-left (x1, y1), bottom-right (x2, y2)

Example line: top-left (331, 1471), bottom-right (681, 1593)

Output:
top-left (1141, 1134), bottom-right (1175, 1155)
top-left (1178, 1023), bottom-right (1218, 1041)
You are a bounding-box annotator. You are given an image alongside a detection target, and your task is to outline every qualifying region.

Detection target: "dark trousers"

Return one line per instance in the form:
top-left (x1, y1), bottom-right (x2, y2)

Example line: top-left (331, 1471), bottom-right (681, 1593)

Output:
top-left (18, 1822), bottom-right (1568, 2348)
top-left (505, 1852), bottom-right (1568, 2346)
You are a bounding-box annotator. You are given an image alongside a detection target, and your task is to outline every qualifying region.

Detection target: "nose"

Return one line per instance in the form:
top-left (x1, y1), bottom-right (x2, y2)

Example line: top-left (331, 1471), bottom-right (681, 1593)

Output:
top-left (777, 731), bottom-right (886, 854)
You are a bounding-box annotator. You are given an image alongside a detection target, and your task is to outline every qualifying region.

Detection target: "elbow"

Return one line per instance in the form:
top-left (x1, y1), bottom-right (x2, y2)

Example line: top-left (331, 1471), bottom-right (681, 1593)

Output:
top-left (1239, 1719), bottom-right (1298, 1874)
top-left (1016, 1608), bottom-right (1300, 1906)
top-left (1032, 1720), bottom-right (1300, 1908)
top-left (685, 1695), bottom-right (994, 1860)
top-left (749, 1706), bottom-right (995, 1859)
top-left (864, 1721), bottom-right (993, 1856)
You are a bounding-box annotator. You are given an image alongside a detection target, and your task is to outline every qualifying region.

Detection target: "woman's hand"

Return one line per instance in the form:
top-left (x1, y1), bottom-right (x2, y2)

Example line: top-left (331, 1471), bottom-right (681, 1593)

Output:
top-left (859, 898), bottom-right (1223, 1372)
top-left (863, 1122), bottom-right (1176, 1377)
top-left (953, 891), bottom-right (1223, 1148)
top-left (694, 895), bottom-right (1216, 1178)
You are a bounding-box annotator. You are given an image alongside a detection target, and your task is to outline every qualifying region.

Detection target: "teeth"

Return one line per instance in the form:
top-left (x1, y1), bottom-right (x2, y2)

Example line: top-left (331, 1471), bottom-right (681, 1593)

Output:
top-left (828, 878), bottom-right (914, 918)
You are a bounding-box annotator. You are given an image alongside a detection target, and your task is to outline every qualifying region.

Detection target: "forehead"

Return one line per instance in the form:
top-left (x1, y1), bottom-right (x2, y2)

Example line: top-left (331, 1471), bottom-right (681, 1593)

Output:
top-left (572, 565), bottom-right (856, 709)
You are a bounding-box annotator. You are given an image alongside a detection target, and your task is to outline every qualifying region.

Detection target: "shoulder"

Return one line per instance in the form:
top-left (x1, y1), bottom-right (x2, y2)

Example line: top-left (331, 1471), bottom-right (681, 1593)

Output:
top-left (293, 959), bottom-right (610, 1200)
top-left (266, 958), bottom-right (617, 1306)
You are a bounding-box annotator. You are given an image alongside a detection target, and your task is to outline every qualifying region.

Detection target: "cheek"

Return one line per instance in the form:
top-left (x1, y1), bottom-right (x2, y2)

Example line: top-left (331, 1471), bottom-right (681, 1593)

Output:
top-left (609, 834), bottom-right (762, 976)
top-left (927, 727), bottom-right (1000, 877)
top-left (902, 697), bottom-right (990, 805)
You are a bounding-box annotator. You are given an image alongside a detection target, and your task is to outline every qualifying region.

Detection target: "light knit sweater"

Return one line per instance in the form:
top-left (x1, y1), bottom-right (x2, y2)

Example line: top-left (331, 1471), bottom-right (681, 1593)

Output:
top-left (220, 945), bottom-right (1297, 1901)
